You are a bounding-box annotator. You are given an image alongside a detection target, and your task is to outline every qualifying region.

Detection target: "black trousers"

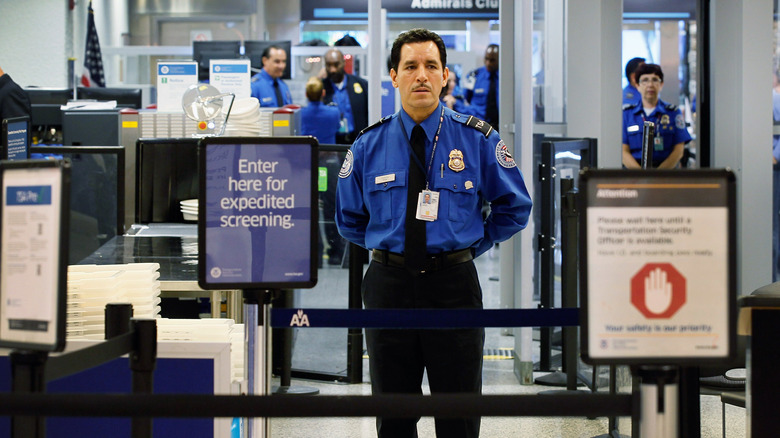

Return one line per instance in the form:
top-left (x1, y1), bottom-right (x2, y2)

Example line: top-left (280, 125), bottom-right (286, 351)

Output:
top-left (362, 259), bottom-right (484, 438)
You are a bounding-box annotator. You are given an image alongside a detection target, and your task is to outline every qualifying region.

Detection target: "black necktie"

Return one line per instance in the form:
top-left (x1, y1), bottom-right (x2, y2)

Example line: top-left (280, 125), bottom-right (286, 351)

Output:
top-left (486, 72), bottom-right (498, 127)
top-left (405, 125), bottom-right (427, 270)
top-left (273, 79), bottom-right (284, 107)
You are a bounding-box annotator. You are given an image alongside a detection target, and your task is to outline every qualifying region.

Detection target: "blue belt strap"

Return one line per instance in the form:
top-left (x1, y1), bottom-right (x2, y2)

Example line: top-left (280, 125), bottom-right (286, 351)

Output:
top-left (271, 308), bottom-right (579, 328)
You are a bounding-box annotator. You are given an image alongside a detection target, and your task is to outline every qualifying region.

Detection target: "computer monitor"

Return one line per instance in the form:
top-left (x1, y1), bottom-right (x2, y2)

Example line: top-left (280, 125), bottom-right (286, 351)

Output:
top-left (136, 138), bottom-right (199, 223)
top-left (29, 145), bottom-right (125, 264)
top-left (24, 88), bottom-right (74, 105)
top-left (1, 116), bottom-right (30, 160)
top-left (77, 87), bottom-right (143, 109)
top-left (192, 40), bottom-right (241, 82)
top-left (243, 40), bottom-right (292, 79)
top-left (25, 88), bottom-right (74, 131)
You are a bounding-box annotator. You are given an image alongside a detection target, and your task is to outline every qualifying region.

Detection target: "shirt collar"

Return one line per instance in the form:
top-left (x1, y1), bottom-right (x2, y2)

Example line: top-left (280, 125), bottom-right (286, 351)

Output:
top-left (399, 103), bottom-right (442, 144)
top-left (260, 69), bottom-right (276, 83)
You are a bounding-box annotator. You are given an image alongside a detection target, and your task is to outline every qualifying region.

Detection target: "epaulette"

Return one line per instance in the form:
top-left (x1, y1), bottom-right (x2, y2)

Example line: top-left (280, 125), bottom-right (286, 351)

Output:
top-left (457, 114), bottom-right (494, 138)
top-left (355, 114), bottom-right (392, 140)
top-left (664, 102), bottom-right (678, 111)
top-left (622, 103), bottom-right (637, 111)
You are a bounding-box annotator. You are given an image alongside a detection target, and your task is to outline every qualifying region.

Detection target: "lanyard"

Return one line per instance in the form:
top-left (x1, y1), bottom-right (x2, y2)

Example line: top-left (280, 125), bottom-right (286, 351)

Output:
top-left (398, 106), bottom-right (445, 189)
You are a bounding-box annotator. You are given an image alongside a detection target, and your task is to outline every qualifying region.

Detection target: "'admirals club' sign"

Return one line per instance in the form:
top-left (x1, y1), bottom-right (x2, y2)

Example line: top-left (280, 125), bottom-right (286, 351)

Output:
top-left (301, 0), bottom-right (499, 20)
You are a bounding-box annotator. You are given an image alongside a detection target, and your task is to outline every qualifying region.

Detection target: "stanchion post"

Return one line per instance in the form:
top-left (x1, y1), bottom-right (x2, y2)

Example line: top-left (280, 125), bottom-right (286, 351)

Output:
top-left (10, 350), bottom-right (48, 438)
top-left (130, 318), bottom-right (157, 438)
top-left (271, 289), bottom-right (319, 395)
top-left (636, 366), bottom-right (678, 438)
top-left (243, 289), bottom-right (260, 438)
top-left (347, 243), bottom-right (367, 383)
top-left (105, 303), bottom-right (133, 339)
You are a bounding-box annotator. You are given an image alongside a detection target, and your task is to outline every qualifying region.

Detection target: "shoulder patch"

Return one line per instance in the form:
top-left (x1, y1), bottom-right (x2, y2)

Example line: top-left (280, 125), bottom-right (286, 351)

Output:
top-left (622, 103), bottom-right (637, 111)
top-left (338, 150), bottom-right (354, 178)
top-left (461, 115), bottom-right (494, 138)
top-left (664, 103), bottom-right (678, 111)
top-left (495, 140), bottom-right (517, 169)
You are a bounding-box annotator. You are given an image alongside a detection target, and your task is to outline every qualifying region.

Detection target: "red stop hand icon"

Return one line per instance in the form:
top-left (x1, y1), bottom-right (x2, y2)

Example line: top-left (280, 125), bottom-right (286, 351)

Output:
top-left (630, 263), bottom-right (686, 319)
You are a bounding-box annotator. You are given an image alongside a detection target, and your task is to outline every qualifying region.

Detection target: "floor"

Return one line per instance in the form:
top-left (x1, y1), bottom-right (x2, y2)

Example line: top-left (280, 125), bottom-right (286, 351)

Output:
top-left (269, 248), bottom-right (746, 438)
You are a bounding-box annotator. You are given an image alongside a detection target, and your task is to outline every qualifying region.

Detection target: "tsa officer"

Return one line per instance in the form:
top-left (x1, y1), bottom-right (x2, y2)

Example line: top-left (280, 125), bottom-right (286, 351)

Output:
top-left (463, 44), bottom-right (499, 128)
top-left (322, 48), bottom-right (369, 144)
top-left (622, 63), bottom-right (691, 169)
top-left (336, 28), bottom-right (532, 437)
top-left (250, 45), bottom-right (292, 107)
top-left (622, 57), bottom-right (645, 106)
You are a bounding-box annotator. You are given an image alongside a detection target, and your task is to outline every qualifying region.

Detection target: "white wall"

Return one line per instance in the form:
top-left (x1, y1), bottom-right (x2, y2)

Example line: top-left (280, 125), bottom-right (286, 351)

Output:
top-left (0, 0), bottom-right (69, 87)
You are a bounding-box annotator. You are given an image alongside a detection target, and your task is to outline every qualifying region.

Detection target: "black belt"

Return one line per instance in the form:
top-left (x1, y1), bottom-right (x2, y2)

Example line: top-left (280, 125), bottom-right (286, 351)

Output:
top-left (371, 248), bottom-right (473, 273)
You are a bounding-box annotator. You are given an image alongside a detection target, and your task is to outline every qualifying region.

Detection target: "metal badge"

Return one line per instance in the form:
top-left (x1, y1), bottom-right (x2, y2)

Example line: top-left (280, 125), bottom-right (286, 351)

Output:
top-left (465, 180), bottom-right (474, 190)
top-left (353, 82), bottom-right (363, 94)
top-left (660, 114), bottom-right (670, 125)
top-left (449, 149), bottom-right (465, 172)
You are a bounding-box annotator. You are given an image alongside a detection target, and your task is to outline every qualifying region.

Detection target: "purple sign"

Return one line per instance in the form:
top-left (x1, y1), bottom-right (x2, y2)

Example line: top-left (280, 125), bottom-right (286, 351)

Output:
top-left (199, 139), bottom-right (318, 289)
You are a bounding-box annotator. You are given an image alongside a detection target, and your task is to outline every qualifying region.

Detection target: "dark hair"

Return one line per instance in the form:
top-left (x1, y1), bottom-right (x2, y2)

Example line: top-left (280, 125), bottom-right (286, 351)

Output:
top-left (262, 45), bottom-right (285, 59)
top-left (635, 63), bottom-right (664, 83)
top-left (390, 28), bottom-right (447, 73)
top-left (625, 57), bottom-right (646, 80)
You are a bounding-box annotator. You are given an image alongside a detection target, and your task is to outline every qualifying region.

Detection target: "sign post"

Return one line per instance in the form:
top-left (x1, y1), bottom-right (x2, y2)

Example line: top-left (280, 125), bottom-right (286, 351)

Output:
top-left (580, 169), bottom-right (736, 437)
top-left (198, 136), bottom-right (318, 438)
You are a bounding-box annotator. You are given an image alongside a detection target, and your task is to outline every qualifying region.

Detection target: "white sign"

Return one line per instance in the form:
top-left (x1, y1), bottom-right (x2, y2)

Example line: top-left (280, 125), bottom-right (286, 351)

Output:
top-left (581, 172), bottom-right (734, 365)
top-left (587, 207), bottom-right (729, 359)
top-left (209, 59), bottom-right (251, 101)
top-left (0, 165), bottom-right (63, 348)
top-left (157, 61), bottom-right (198, 113)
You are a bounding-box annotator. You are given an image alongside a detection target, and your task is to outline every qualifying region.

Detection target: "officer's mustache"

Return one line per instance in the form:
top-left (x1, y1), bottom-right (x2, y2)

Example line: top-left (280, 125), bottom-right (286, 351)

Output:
top-left (411, 84), bottom-right (432, 92)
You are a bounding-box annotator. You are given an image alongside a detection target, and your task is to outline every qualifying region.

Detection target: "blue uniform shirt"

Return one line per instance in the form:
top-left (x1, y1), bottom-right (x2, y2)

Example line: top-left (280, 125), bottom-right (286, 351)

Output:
top-left (622, 84), bottom-right (641, 106)
top-left (301, 101), bottom-right (340, 145)
top-left (463, 67), bottom-right (497, 122)
top-left (331, 81), bottom-right (355, 133)
top-left (622, 99), bottom-right (692, 164)
top-left (250, 70), bottom-right (292, 107)
top-left (335, 104), bottom-right (532, 257)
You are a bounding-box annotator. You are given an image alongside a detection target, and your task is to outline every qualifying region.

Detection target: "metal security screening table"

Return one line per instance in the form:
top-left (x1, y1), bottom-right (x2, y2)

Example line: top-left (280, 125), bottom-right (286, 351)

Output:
top-left (79, 224), bottom-right (242, 321)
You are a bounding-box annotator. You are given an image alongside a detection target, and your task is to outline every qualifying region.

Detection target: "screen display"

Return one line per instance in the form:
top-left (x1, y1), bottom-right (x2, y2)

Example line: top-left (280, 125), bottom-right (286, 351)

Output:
top-left (3, 119), bottom-right (29, 161)
top-left (199, 138), bottom-right (317, 289)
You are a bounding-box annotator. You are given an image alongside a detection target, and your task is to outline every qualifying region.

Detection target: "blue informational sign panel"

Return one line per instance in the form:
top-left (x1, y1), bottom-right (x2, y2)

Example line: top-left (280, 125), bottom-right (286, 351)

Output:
top-left (198, 137), bottom-right (318, 290)
top-left (1, 116), bottom-right (30, 161)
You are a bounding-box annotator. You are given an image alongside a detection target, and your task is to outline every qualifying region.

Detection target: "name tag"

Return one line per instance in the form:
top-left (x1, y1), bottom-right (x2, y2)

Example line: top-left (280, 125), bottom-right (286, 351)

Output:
top-left (627, 125), bottom-right (640, 133)
top-left (375, 173), bottom-right (396, 184)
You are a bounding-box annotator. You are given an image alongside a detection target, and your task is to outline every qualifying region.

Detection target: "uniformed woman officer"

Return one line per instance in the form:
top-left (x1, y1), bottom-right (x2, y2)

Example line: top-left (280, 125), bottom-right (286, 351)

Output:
top-left (621, 63), bottom-right (692, 169)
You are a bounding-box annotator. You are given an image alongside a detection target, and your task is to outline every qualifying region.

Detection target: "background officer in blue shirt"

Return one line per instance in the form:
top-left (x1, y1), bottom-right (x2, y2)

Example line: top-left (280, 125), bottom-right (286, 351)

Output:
top-left (322, 48), bottom-right (369, 144)
top-left (622, 63), bottom-right (692, 169)
top-left (250, 45), bottom-right (292, 107)
top-left (622, 57), bottom-right (645, 106)
top-left (301, 76), bottom-right (344, 266)
top-left (336, 28), bottom-right (532, 438)
top-left (463, 44), bottom-right (499, 129)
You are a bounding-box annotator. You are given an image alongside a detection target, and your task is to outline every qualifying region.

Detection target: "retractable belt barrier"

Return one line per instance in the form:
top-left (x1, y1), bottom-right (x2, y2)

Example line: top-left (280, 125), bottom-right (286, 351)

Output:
top-left (270, 308), bottom-right (579, 328)
top-left (0, 393), bottom-right (632, 419)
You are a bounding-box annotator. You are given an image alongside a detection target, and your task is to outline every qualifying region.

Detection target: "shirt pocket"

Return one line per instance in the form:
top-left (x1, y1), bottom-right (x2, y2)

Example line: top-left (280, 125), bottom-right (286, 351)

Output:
top-left (433, 171), bottom-right (479, 223)
top-left (366, 169), bottom-right (406, 222)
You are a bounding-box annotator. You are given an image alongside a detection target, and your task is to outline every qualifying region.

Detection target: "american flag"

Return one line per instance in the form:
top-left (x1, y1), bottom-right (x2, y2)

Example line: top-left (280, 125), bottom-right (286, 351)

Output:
top-left (80, 1), bottom-right (105, 87)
